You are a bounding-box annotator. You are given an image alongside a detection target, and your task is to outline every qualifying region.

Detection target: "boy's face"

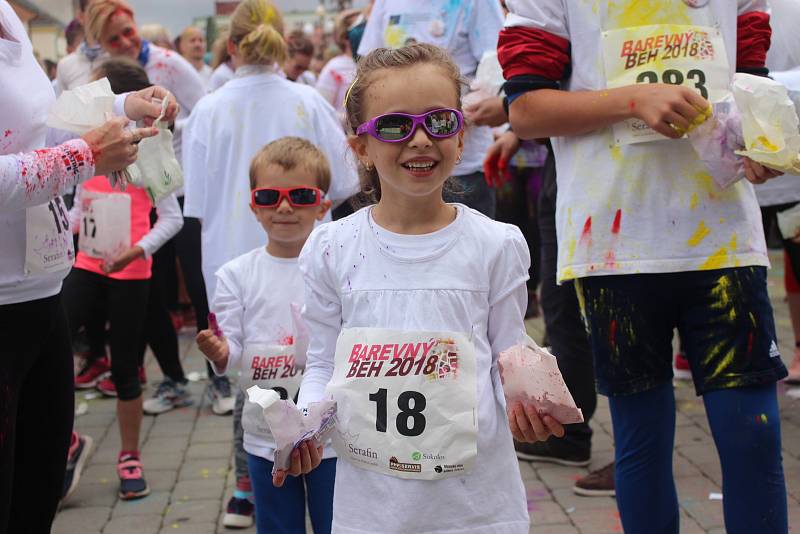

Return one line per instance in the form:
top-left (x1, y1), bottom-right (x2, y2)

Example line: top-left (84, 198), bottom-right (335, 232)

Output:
top-left (250, 163), bottom-right (331, 250)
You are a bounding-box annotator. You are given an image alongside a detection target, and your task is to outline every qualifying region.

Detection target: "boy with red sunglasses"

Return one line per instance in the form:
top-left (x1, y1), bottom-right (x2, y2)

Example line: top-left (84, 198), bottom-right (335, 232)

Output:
top-left (196, 137), bottom-right (336, 533)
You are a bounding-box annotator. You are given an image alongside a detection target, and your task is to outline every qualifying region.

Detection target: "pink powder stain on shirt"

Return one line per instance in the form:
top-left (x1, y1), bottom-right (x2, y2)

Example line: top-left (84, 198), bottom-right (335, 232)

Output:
top-left (3, 129), bottom-right (11, 138)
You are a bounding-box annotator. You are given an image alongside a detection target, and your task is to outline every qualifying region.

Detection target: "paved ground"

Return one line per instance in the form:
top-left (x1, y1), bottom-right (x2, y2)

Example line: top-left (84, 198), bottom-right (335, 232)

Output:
top-left (54, 251), bottom-right (800, 534)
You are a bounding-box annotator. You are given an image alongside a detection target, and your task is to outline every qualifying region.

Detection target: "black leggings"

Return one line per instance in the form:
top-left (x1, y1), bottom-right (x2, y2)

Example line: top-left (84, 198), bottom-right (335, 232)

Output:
top-left (62, 269), bottom-right (149, 400)
top-left (140, 236), bottom-right (186, 383)
top-left (0, 295), bottom-right (74, 533)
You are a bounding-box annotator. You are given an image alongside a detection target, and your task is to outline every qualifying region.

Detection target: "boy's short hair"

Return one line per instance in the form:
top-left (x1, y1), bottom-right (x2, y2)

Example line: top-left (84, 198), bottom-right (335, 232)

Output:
top-left (249, 137), bottom-right (331, 193)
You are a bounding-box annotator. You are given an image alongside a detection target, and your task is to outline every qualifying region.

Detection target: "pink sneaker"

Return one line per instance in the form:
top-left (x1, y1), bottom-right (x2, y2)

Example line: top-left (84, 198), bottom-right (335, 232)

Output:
top-left (75, 356), bottom-right (110, 389)
top-left (117, 454), bottom-right (149, 500)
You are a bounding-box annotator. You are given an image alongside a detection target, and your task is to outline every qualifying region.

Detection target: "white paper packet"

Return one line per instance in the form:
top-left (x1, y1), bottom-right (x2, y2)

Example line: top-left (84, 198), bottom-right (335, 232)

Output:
top-left (462, 50), bottom-right (504, 109)
top-left (687, 95), bottom-right (746, 189)
top-left (133, 96), bottom-right (183, 203)
top-left (732, 73), bottom-right (800, 174)
top-left (47, 78), bottom-right (116, 135)
top-left (498, 336), bottom-right (584, 425)
top-left (246, 386), bottom-right (337, 474)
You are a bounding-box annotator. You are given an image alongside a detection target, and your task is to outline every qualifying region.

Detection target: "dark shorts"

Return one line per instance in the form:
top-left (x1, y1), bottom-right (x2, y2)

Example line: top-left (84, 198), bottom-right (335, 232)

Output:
top-left (575, 267), bottom-right (788, 396)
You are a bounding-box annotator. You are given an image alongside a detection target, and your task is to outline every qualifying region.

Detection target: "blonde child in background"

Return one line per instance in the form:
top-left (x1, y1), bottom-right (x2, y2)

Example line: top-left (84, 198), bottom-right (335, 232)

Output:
top-left (281, 43), bottom-right (565, 534)
top-left (197, 137), bottom-right (336, 534)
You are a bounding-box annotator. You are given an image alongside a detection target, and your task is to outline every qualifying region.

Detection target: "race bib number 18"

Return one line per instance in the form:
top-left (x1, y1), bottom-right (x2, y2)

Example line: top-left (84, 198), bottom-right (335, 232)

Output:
top-left (602, 24), bottom-right (731, 145)
top-left (328, 328), bottom-right (477, 480)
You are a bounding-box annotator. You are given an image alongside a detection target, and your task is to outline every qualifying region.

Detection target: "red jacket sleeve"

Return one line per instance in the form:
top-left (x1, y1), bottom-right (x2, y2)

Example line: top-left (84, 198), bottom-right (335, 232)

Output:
top-left (497, 26), bottom-right (571, 82)
top-left (736, 11), bottom-right (771, 70)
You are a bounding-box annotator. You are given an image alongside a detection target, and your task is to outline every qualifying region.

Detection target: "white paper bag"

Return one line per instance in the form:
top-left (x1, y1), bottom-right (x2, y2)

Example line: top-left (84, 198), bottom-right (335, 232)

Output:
top-left (134, 97), bottom-right (183, 203)
top-left (688, 95), bottom-right (746, 189)
top-left (79, 194), bottom-right (131, 260)
top-left (46, 78), bottom-right (116, 135)
top-left (732, 73), bottom-right (800, 174)
top-left (777, 204), bottom-right (800, 240)
top-left (499, 336), bottom-right (584, 424)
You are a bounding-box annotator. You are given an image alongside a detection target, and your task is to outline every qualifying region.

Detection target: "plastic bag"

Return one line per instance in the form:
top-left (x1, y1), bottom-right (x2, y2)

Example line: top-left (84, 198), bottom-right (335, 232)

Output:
top-left (687, 95), bottom-right (746, 189)
top-left (732, 73), bottom-right (800, 174)
top-left (132, 96), bottom-right (183, 204)
top-left (498, 336), bottom-right (584, 425)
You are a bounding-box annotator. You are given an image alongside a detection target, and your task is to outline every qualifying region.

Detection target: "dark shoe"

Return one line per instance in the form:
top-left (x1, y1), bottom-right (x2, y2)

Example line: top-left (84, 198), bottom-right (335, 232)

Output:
top-left (223, 496), bottom-right (255, 528)
top-left (514, 439), bottom-right (591, 466)
top-left (117, 454), bottom-right (150, 500)
top-left (573, 461), bottom-right (615, 497)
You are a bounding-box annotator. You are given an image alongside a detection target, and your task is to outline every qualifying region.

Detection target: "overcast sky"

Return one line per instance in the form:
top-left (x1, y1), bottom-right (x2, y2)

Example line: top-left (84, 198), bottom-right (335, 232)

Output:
top-left (127, 0), bottom-right (367, 37)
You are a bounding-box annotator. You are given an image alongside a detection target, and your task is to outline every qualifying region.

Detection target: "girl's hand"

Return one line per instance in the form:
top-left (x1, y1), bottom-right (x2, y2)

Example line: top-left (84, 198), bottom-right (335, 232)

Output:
top-left (483, 130), bottom-right (521, 188)
top-left (102, 245), bottom-right (144, 274)
top-left (625, 83), bottom-right (709, 139)
top-left (743, 157), bottom-right (783, 185)
top-left (196, 329), bottom-right (230, 369)
top-left (272, 441), bottom-right (323, 487)
top-left (508, 401), bottom-right (565, 443)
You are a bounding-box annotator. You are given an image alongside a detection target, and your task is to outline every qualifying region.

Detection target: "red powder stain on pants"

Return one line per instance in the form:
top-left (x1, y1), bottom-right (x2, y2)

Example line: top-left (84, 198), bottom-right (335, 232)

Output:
top-left (580, 216), bottom-right (592, 243)
top-left (611, 209), bottom-right (622, 234)
top-left (609, 319), bottom-right (618, 349)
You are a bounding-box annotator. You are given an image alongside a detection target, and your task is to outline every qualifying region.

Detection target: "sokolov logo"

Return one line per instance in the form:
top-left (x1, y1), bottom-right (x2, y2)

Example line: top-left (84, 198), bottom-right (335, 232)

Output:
top-left (389, 456), bottom-right (421, 473)
top-left (412, 451), bottom-right (445, 462)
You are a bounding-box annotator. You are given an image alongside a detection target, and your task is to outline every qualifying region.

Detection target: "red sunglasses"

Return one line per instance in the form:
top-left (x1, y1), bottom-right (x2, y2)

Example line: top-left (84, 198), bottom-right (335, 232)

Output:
top-left (251, 187), bottom-right (322, 208)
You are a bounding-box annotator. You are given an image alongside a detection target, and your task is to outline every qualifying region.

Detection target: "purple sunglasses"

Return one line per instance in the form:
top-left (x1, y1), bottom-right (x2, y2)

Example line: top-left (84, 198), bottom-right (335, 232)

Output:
top-left (356, 108), bottom-right (464, 143)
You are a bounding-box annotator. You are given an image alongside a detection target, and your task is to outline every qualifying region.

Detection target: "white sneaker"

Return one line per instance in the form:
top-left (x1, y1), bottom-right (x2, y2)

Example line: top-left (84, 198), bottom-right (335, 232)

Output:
top-left (143, 379), bottom-right (193, 415)
top-left (208, 376), bottom-right (235, 415)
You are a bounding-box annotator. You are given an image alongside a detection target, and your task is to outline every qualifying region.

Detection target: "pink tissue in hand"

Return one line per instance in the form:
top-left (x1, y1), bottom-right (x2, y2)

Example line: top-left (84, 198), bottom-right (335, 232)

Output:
top-left (499, 342), bottom-right (584, 424)
top-left (688, 96), bottom-right (746, 189)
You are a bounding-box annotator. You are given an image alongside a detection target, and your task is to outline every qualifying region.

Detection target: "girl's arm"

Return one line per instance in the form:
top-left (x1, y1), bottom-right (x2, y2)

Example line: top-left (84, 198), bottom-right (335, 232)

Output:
top-left (297, 226), bottom-right (341, 410)
top-left (135, 192), bottom-right (183, 258)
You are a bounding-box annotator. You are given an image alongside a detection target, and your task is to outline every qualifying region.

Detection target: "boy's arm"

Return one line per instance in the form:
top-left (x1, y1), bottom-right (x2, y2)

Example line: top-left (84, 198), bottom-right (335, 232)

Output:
top-left (206, 271), bottom-right (245, 374)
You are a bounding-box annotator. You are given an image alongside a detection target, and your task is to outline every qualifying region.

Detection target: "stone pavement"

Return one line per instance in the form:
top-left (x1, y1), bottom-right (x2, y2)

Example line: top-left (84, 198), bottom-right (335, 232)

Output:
top-left (54, 251), bottom-right (800, 534)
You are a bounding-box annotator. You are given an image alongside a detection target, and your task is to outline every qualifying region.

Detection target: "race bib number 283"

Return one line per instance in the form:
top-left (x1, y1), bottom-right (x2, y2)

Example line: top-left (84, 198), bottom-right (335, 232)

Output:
top-left (327, 328), bottom-right (477, 480)
top-left (602, 24), bottom-right (731, 145)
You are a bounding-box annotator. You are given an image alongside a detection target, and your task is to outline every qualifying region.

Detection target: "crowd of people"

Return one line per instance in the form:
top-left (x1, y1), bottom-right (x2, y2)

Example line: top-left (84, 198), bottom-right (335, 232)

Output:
top-left (1, 0), bottom-right (799, 533)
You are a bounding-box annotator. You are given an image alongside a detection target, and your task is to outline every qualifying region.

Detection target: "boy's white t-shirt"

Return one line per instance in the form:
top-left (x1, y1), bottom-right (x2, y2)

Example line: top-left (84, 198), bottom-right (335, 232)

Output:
top-left (298, 205), bottom-right (531, 534)
top-left (212, 246), bottom-right (335, 462)
top-left (503, 1), bottom-right (770, 282)
top-left (181, 70), bottom-right (359, 302)
top-left (357, 0), bottom-right (504, 177)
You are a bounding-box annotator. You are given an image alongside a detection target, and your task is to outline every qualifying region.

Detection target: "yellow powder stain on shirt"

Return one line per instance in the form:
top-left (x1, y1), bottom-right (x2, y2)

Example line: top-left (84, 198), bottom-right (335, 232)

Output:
top-left (384, 25), bottom-right (406, 49)
top-left (700, 233), bottom-right (737, 270)
top-left (610, 145), bottom-right (623, 162)
top-left (608, 0), bottom-right (691, 27)
top-left (566, 238), bottom-right (578, 263)
top-left (689, 192), bottom-right (699, 210)
top-left (687, 221), bottom-right (710, 247)
top-left (561, 266), bottom-right (577, 282)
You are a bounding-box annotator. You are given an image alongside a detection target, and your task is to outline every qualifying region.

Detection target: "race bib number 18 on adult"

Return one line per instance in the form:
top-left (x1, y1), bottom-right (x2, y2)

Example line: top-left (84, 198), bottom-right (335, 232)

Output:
top-left (602, 24), bottom-right (731, 145)
top-left (328, 328), bottom-right (477, 480)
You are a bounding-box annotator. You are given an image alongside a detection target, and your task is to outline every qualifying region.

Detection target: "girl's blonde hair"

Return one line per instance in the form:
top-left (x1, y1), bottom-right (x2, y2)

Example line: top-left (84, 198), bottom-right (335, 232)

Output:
top-left (86, 0), bottom-right (135, 44)
top-left (344, 43), bottom-right (465, 203)
top-left (229, 0), bottom-right (286, 66)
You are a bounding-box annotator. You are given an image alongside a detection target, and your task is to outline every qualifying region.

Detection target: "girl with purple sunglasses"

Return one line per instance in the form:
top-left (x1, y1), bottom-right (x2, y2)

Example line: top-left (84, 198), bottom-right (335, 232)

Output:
top-left (280, 43), bottom-right (567, 534)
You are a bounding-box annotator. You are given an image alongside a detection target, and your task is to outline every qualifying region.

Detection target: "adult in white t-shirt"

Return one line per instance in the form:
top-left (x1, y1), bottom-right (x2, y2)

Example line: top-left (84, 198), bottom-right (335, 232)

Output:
top-left (316, 9), bottom-right (360, 114)
top-left (500, 2), bottom-right (788, 532)
top-left (0, 1), bottom-right (174, 529)
top-left (358, 0), bottom-right (505, 218)
top-left (176, 26), bottom-right (214, 90)
top-left (209, 61), bottom-right (234, 92)
top-left (182, 2), bottom-right (359, 314)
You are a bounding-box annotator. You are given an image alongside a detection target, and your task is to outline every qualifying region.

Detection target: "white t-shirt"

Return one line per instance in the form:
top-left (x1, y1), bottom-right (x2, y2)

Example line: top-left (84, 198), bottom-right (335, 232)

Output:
top-left (55, 47), bottom-right (107, 94)
top-left (143, 44), bottom-right (206, 165)
top-left (181, 68), bottom-right (359, 302)
top-left (316, 54), bottom-right (356, 112)
top-left (357, 0), bottom-right (504, 177)
top-left (0, 0), bottom-right (96, 305)
top-left (208, 62), bottom-right (234, 92)
top-left (503, 0), bottom-right (769, 282)
top-left (197, 63), bottom-right (213, 89)
top-left (297, 205), bottom-right (530, 534)
top-left (212, 246), bottom-right (336, 461)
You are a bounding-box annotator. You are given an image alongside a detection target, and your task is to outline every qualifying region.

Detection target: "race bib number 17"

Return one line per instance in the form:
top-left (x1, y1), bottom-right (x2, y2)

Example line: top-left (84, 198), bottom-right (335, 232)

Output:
top-left (602, 24), bottom-right (731, 145)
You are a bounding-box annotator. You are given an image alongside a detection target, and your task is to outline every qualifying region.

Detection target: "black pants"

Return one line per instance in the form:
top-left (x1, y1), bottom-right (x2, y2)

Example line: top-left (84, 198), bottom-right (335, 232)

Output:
top-left (496, 165), bottom-right (542, 290)
top-left (175, 206), bottom-right (215, 378)
top-left (444, 171), bottom-right (496, 219)
top-left (140, 237), bottom-right (185, 383)
top-left (0, 295), bottom-right (74, 533)
top-left (62, 269), bottom-right (150, 401)
top-left (538, 146), bottom-right (597, 452)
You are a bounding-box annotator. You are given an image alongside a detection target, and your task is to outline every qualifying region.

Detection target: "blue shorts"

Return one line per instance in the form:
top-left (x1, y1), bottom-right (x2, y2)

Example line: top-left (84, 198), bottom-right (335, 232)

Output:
top-left (575, 267), bottom-right (788, 396)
